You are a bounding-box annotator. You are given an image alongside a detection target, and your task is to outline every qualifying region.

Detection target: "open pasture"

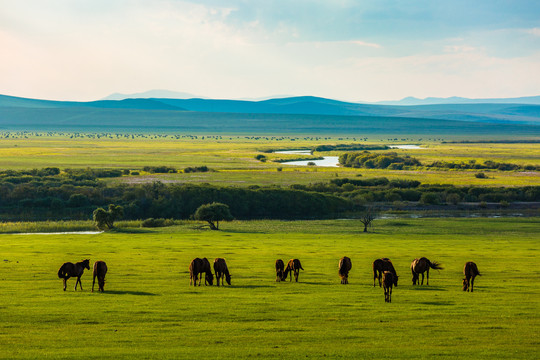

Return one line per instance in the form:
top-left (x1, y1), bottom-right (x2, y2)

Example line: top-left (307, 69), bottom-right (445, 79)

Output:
top-left (0, 134), bottom-right (538, 187)
top-left (0, 217), bottom-right (538, 359)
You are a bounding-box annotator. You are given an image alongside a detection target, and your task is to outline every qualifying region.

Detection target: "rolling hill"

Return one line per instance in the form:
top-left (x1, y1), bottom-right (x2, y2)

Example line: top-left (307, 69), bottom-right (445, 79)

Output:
top-left (0, 93), bottom-right (539, 138)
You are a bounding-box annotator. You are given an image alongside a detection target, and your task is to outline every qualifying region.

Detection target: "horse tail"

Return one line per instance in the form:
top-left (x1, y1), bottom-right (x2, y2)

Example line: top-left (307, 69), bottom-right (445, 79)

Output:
top-left (429, 260), bottom-right (443, 270)
top-left (297, 259), bottom-right (304, 270)
top-left (57, 264), bottom-right (66, 278)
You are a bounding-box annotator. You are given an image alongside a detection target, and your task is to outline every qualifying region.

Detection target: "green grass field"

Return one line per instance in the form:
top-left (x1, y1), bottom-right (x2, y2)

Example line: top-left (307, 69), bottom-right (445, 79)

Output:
top-left (1, 134), bottom-right (538, 187)
top-left (1, 218), bottom-right (538, 359)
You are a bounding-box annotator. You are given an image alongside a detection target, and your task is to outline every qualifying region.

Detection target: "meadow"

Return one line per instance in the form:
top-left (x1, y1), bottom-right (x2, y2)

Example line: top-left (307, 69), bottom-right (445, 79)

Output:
top-left (0, 217), bottom-right (538, 359)
top-left (0, 133), bottom-right (538, 187)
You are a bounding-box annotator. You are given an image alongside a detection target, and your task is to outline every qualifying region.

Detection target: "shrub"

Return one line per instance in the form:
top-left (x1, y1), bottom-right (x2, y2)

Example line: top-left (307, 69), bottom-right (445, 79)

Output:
top-left (141, 218), bottom-right (175, 227)
top-left (420, 193), bottom-right (439, 205)
top-left (475, 172), bottom-right (487, 179)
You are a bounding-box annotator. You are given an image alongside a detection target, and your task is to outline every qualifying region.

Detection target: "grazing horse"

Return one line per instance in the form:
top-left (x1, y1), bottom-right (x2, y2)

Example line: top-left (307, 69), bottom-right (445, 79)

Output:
top-left (382, 271), bottom-right (394, 303)
top-left (189, 257), bottom-right (214, 286)
top-left (372, 258), bottom-right (398, 287)
top-left (275, 259), bottom-right (285, 282)
top-left (92, 261), bottom-right (108, 292)
top-left (411, 257), bottom-right (443, 285)
top-left (57, 259), bottom-right (90, 291)
top-left (338, 256), bottom-right (352, 284)
top-left (283, 259), bottom-right (304, 282)
top-left (463, 261), bottom-right (481, 292)
top-left (213, 258), bottom-right (231, 286)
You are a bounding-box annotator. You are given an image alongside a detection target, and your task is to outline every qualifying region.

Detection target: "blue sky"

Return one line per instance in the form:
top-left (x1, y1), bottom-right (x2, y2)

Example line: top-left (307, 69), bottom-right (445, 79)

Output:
top-left (1, 0), bottom-right (539, 101)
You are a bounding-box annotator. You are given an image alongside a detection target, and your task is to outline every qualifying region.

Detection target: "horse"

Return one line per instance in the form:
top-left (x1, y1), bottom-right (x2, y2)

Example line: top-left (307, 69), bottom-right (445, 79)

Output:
top-left (382, 271), bottom-right (394, 303)
top-left (189, 257), bottom-right (214, 286)
top-left (372, 258), bottom-right (398, 287)
top-left (463, 261), bottom-right (481, 292)
top-left (213, 258), bottom-right (231, 286)
top-left (275, 259), bottom-right (285, 282)
top-left (57, 259), bottom-right (90, 291)
top-left (411, 257), bottom-right (443, 285)
top-left (338, 256), bottom-right (352, 284)
top-left (92, 261), bottom-right (108, 292)
top-left (283, 259), bottom-right (304, 282)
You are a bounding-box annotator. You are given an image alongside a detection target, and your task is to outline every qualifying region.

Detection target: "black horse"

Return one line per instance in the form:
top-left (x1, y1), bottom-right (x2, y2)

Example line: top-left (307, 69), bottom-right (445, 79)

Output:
top-left (58, 259), bottom-right (90, 291)
top-left (411, 257), bottom-right (443, 285)
top-left (92, 261), bottom-right (108, 292)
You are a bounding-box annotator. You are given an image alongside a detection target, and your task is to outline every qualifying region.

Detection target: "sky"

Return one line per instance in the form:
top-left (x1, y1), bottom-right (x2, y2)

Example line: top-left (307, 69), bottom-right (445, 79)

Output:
top-left (1, 0), bottom-right (540, 102)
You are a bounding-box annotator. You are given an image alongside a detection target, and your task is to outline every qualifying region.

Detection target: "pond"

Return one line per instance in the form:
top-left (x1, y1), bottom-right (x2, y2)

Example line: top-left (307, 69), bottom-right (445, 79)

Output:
top-left (275, 150), bottom-right (339, 167)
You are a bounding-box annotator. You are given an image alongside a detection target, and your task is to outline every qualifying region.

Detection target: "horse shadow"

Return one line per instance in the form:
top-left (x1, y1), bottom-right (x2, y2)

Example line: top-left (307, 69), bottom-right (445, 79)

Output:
top-left (102, 290), bottom-right (158, 296)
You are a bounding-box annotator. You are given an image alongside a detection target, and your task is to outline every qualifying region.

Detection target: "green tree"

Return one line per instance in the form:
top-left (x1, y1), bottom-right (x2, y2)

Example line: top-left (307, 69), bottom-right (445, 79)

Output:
top-left (93, 204), bottom-right (124, 230)
top-left (194, 202), bottom-right (234, 230)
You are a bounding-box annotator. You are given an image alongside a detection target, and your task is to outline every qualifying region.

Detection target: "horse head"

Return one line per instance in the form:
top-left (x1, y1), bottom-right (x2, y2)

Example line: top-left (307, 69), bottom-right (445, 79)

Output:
top-left (83, 259), bottom-right (90, 270)
top-left (225, 274), bottom-right (231, 286)
top-left (205, 272), bottom-right (214, 286)
top-left (393, 275), bottom-right (399, 287)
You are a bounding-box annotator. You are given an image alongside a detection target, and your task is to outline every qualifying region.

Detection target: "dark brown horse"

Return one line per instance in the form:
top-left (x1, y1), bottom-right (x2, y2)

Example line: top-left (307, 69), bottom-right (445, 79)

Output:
top-left (283, 259), bottom-right (304, 282)
top-left (382, 271), bottom-right (394, 303)
top-left (213, 258), bottom-right (231, 286)
top-left (92, 261), bottom-right (108, 292)
top-left (372, 258), bottom-right (398, 287)
top-left (275, 259), bottom-right (285, 282)
top-left (411, 257), bottom-right (443, 285)
top-left (338, 256), bottom-right (352, 284)
top-left (189, 257), bottom-right (214, 286)
top-left (57, 259), bottom-right (90, 291)
top-left (463, 261), bottom-right (481, 292)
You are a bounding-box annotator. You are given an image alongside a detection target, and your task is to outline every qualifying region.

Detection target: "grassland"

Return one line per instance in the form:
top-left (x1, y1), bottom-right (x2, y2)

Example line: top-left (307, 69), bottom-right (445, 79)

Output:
top-left (0, 133), bottom-right (538, 187)
top-left (0, 217), bottom-right (538, 359)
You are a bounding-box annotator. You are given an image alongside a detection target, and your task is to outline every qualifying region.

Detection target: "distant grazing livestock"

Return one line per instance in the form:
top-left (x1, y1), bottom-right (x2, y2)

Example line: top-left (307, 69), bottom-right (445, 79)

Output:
top-left (338, 256), bottom-right (352, 284)
top-left (372, 258), bottom-right (398, 287)
top-left (382, 271), bottom-right (394, 303)
top-left (283, 259), bottom-right (304, 282)
top-left (189, 257), bottom-right (214, 286)
top-left (411, 257), bottom-right (443, 285)
top-left (57, 259), bottom-right (90, 291)
top-left (463, 261), bottom-right (481, 292)
top-left (213, 258), bottom-right (231, 286)
top-left (275, 259), bottom-right (285, 282)
top-left (92, 260), bottom-right (108, 292)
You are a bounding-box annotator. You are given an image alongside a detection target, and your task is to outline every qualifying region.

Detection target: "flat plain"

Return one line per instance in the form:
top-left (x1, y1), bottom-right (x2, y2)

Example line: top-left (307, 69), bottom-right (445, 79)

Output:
top-left (0, 218), bottom-right (538, 359)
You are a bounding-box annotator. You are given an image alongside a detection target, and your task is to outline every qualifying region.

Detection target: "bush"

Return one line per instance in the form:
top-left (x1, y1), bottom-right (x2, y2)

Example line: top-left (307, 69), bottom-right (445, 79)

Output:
top-left (141, 218), bottom-right (175, 228)
top-left (420, 193), bottom-right (439, 205)
top-left (475, 172), bottom-right (487, 179)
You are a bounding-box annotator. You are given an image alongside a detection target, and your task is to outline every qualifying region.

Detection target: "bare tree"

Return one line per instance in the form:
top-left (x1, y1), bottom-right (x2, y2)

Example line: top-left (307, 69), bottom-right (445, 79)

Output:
top-left (359, 207), bottom-right (377, 232)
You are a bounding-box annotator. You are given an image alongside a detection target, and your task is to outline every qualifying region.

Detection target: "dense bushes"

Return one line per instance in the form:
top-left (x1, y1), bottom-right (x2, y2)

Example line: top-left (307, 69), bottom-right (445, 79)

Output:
top-left (339, 151), bottom-right (421, 169)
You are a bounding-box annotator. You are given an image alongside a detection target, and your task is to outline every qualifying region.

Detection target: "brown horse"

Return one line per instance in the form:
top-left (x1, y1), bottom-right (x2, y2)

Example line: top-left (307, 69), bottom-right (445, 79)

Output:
top-left (283, 259), bottom-right (304, 282)
top-left (382, 271), bottom-right (394, 303)
top-left (463, 261), bottom-right (481, 292)
top-left (338, 256), bottom-right (352, 284)
top-left (411, 257), bottom-right (443, 285)
top-left (275, 259), bottom-right (285, 282)
top-left (213, 258), bottom-right (231, 286)
top-left (189, 257), bottom-right (214, 286)
top-left (92, 261), bottom-right (108, 292)
top-left (57, 259), bottom-right (90, 291)
top-left (372, 258), bottom-right (398, 287)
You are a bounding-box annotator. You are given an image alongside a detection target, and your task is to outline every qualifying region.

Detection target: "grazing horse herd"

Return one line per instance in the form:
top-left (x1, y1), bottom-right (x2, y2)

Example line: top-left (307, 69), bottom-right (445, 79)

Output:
top-left (57, 256), bottom-right (480, 302)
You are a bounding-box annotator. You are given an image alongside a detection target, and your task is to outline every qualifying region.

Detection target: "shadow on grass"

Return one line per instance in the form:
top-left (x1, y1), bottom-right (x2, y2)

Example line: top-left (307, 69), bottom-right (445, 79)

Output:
top-left (109, 228), bottom-right (154, 234)
top-left (102, 290), bottom-right (158, 296)
top-left (407, 286), bottom-right (447, 291)
top-left (419, 300), bottom-right (455, 306)
top-left (227, 285), bottom-right (273, 289)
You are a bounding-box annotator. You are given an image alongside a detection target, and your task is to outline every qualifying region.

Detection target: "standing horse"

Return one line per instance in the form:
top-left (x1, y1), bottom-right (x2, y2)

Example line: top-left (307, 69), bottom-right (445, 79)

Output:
top-left (57, 259), bottom-right (90, 291)
top-left (213, 258), bottom-right (231, 286)
top-left (283, 259), bottom-right (304, 282)
top-left (275, 259), bottom-right (285, 282)
top-left (411, 257), bottom-right (443, 285)
top-left (92, 261), bottom-right (108, 292)
top-left (338, 256), bottom-right (352, 284)
top-left (463, 261), bottom-right (481, 292)
top-left (382, 271), bottom-right (394, 303)
top-left (372, 258), bottom-right (398, 287)
top-left (189, 257), bottom-right (214, 286)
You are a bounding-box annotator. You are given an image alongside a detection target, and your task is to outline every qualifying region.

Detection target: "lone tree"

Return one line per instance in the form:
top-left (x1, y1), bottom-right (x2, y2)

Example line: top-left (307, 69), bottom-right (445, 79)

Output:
top-left (359, 207), bottom-right (377, 232)
top-left (194, 202), bottom-right (234, 230)
top-left (93, 204), bottom-right (124, 230)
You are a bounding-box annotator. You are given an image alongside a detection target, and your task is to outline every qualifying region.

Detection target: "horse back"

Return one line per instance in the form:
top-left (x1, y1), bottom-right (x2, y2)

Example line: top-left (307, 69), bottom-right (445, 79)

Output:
top-left (58, 262), bottom-right (74, 278)
top-left (464, 261), bottom-right (480, 277)
top-left (213, 258), bottom-right (229, 275)
top-left (93, 261), bottom-right (108, 278)
top-left (339, 256), bottom-right (352, 275)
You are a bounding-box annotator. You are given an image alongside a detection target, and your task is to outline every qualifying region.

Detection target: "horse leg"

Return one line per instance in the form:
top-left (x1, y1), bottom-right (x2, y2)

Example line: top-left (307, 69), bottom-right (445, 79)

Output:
top-left (63, 278), bottom-right (67, 291)
top-left (426, 269), bottom-right (429, 285)
top-left (389, 287), bottom-right (392, 303)
top-left (92, 274), bottom-right (96, 292)
top-left (373, 270), bottom-right (377, 287)
top-left (420, 272), bottom-right (424, 285)
top-left (470, 276), bottom-right (475, 292)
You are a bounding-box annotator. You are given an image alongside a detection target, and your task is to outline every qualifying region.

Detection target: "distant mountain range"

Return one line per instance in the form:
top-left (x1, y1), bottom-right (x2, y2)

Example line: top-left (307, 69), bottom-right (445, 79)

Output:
top-left (375, 95), bottom-right (540, 106)
top-left (0, 93), bottom-right (539, 137)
